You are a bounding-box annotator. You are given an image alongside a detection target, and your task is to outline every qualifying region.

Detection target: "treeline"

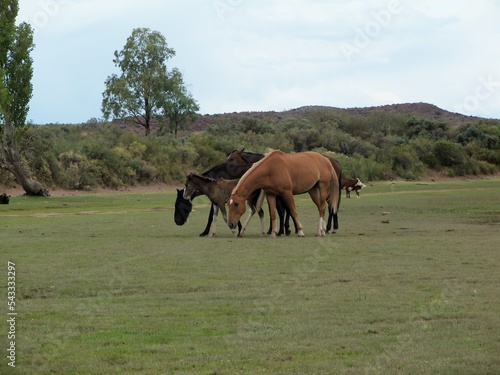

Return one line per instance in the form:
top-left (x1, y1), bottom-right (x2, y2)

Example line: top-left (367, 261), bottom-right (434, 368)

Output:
top-left (1, 108), bottom-right (499, 190)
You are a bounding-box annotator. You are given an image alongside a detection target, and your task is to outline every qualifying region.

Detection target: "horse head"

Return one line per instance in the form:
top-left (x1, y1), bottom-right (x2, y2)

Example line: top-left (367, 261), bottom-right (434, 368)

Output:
top-left (183, 173), bottom-right (198, 201)
top-left (174, 188), bottom-right (192, 226)
top-left (226, 148), bottom-right (246, 164)
top-left (227, 191), bottom-right (247, 230)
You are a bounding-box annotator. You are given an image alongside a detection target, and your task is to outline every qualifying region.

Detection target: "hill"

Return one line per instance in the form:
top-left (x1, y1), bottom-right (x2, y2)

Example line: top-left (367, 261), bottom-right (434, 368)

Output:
top-left (187, 102), bottom-right (488, 133)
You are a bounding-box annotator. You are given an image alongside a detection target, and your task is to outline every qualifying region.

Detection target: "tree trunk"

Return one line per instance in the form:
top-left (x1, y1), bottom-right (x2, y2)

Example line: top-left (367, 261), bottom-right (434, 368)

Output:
top-left (1, 118), bottom-right (50, 197)
top-left (2, 160), bottom-right (50, 197)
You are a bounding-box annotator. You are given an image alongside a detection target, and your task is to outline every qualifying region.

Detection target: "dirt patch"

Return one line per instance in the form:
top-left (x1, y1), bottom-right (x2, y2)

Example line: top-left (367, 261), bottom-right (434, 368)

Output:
top-left (0, 183), bottom-right (181, 198)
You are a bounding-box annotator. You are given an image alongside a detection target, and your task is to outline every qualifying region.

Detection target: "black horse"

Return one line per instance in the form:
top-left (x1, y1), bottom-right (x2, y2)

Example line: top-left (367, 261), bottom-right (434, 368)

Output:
top-left (174, 161), bottom-right (294, 236)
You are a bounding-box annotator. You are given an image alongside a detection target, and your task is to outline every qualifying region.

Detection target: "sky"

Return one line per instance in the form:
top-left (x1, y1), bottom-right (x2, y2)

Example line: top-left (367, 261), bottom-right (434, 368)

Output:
top-left (16, 0), bottom-right (500, 124)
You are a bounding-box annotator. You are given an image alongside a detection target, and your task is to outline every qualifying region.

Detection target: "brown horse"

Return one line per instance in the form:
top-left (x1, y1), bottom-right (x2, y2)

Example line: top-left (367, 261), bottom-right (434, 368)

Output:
top-left (183, 173), bottom-right (266, 237)
top-left (228, 150), bottom-right (339, 237)
top-left (227, 148), bottom-right (342, 233)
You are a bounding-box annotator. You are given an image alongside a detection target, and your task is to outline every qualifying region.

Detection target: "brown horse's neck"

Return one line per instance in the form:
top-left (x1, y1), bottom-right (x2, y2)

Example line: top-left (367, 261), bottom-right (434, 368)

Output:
top-left (188, 175), bottom-right (214, 196)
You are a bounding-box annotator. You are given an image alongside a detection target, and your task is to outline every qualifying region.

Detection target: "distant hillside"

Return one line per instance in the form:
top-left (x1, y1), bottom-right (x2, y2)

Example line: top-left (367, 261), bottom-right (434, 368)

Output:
top-left (187, 102), bottom-right (490, 133)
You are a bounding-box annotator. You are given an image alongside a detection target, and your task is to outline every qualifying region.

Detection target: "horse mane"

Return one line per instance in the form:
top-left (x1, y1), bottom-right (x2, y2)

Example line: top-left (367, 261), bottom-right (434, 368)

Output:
top-left (232, 150), bottom-right (282, 194)
top-left (187, 173), bottom-right (217, 183)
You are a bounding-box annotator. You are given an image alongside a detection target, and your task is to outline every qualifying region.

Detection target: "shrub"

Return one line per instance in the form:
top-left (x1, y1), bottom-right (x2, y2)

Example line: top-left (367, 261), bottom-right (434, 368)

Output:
top-left (390, 145), bottom-right (425, 180)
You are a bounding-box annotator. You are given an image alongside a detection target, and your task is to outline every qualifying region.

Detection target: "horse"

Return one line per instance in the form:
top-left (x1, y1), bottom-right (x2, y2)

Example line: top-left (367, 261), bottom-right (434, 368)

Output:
top-left (226, 149), bottom-right (297, 236)
top-left (228, 150), bottom-right (340, 237)
top-left (183, 173), bottom-right (266, 237)
top-left (226, 148), bottom-right (264, 164)
top-left (227, 148), bottom-right (341, 234)
top-left (174, 162), bottom-right (254, 236)
top-left (174, 189), bottom-right (192, 226)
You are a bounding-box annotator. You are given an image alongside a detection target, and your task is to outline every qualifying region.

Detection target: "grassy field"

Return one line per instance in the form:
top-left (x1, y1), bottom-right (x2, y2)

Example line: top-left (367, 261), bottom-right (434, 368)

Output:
top-left (1, 178), bottom-right (499, 374)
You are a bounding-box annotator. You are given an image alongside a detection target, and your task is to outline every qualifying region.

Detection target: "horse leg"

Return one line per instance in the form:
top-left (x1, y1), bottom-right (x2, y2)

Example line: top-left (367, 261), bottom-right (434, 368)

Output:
top-left (240, 204), bottom-right (255, 237)
top-left (253, 189), bottom-right (266, 235)
top-left (210, 205), bottom-right (219, 237)
top-left (308, 186), bottom-right (327, 237)
top-left (277, 196), bottom-right (293, 236)
top-left (326, 201), bottom-right (333, 234)
top-left (258, 207), bottom-right (265, 235)
top-left (266, 201), bottom-right (273, 235)
top-left (200, 204), bottom-right (214, 237)
top-left (282, 192), bottom-right (304, 237)
top-left (276, 197), bottom-right (285, 236)
top-left (220, 205), bottom-right (237, 236)
top-left (266, 194), bottom-right (278, 238)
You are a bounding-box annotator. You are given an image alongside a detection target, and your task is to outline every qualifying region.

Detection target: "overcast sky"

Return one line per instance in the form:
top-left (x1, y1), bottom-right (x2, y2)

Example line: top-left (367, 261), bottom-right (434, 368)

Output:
top-left (17, 0), bottom-right (500, 124)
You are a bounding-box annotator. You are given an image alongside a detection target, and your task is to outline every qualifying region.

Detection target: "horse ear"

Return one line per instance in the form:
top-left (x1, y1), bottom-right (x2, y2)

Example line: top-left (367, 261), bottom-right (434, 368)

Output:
top-left (240, 148), bottom-right (245, 153)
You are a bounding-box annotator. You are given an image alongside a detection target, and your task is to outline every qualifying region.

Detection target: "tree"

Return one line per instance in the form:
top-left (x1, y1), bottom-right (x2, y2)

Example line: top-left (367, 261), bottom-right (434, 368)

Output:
top-left (102, 28), bottom-right (198, 136)
top-left (163, 68), bottom-right (199, 137)
top-left (0, 0), bottom-right (49, 196)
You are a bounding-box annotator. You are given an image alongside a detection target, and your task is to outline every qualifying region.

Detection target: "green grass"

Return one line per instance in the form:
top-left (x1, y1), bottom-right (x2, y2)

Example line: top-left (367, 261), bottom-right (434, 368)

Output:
top-left (1, 178), bottom-right (499, 374)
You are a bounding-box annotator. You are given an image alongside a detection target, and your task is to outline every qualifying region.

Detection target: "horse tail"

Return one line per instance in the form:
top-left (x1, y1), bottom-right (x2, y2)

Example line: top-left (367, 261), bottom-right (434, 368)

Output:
top-left (330, 170), bottom-right (340, 231)
top-left (337, 168), bottom-right (342, 211)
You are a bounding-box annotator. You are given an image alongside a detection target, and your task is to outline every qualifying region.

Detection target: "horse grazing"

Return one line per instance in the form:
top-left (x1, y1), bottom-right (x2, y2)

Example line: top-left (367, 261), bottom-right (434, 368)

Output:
top-left (183, 173), bottom-right (265, 237)
top-left (174, 162), bottom-right (254, 236)
top-left (174, 189), bottom-right (192, 226)
top-left (226, 149), bottom-right (297, 236)
top-left (228, 150), bottom-right (340, 237)
top-left (342, 178), bottom-right (366, 198)
top-left (227, 149), bottom-right (342, 234)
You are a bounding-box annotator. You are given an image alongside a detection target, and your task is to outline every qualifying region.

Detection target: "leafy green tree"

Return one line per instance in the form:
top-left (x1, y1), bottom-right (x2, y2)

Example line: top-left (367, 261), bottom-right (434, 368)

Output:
top-left (102, 28), bottom-right (197, 136)
top-left (162, 68), bottom-right (199, 137)
top-left (0, 0), bottom-right (49, 196)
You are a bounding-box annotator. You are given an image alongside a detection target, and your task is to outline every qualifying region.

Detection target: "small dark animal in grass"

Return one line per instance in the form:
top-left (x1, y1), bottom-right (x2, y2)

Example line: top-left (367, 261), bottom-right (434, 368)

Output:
top-left (0, 193), bottom-right (10, 204)
top-left (183, 173), bottom-right (265, 237)
top-left (341, 178), bottom-right (366, 198)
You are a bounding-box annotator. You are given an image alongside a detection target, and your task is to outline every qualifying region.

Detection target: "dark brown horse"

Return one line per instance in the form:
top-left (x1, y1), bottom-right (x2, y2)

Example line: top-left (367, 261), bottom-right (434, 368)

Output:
top-left (183, 173), bottom-right (265, 237)
top-left (228, 150), bottom-right (339, 237)
top-left (174, 162), bottom-right (254, 236)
